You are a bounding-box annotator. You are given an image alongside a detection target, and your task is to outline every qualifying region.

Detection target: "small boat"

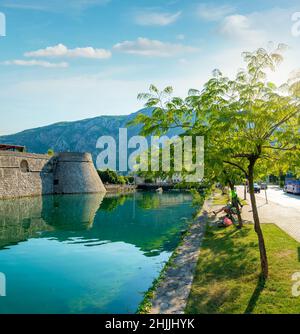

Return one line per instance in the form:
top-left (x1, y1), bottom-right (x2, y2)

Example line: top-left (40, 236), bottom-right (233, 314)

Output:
top-left (156, 187), bottom-right (163, 193)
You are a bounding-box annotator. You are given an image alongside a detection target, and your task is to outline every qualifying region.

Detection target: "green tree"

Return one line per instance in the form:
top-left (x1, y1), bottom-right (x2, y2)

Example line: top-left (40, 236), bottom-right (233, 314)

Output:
top-left (132, 46), bottom-right (300, 280)
top-left (97, 169), bottom-right (127, 185)
top-left (47, 148), bottom-right (54, 156)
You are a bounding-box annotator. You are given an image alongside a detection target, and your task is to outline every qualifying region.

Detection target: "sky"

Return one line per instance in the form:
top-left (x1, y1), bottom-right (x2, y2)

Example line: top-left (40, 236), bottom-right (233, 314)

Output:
top-left (1, 0), bottom-right (300, 135)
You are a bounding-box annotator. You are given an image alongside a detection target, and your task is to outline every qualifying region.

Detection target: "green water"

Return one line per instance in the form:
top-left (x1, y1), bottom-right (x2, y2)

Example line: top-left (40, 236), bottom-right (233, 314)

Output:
top-left (0, 191), bottom-right (194, 314)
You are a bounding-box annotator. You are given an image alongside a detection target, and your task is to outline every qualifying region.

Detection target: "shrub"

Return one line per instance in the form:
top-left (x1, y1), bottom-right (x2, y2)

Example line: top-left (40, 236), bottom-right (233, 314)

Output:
top-left (97, 169), bottom-right (128, 185)
top-left (47, 149), bottom-right (54, 156)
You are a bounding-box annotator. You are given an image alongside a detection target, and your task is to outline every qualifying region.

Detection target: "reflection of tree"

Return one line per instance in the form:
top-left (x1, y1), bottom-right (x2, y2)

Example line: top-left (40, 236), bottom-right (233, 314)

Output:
top-left (137, 193), bottom-right (160, 210)
top-left (136, 191), bottom-right (193, 210)
top-left (99, 194), bottom-right (131, 212)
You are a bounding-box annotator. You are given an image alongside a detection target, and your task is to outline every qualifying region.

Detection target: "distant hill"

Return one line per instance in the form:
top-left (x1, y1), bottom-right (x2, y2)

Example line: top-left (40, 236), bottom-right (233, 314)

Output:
top-left (0, 108), bottom-right (182, 166)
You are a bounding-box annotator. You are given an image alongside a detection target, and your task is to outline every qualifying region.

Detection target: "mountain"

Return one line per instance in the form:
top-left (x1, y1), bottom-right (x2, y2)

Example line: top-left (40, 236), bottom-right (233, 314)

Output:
top-left (0, 108), bottom-right (181, 164)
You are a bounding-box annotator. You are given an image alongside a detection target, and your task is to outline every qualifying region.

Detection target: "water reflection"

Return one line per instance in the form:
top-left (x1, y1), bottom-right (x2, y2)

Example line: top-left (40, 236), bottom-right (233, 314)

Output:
top-left (0, 192), bottom-right (193, 256)
top-left (0, 196), bottom-right (52, 249)
top-left (0, 194), bottom-right (103, 249)
top-left (42, 193), bottom-right (105, 230)
top-left (0, 191), bottom-right (194, 314)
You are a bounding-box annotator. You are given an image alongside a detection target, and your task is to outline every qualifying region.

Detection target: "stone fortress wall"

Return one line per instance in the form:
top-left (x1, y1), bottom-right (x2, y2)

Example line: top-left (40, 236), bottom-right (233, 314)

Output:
top-left (53, 152), bottom-right (106, 195)
top-left (0, 151), bottom-right (106, 199)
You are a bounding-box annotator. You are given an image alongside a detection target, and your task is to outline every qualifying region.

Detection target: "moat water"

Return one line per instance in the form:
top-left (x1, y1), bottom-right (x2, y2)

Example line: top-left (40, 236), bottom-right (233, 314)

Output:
top-left (0, 191), bottom-right (194, 314)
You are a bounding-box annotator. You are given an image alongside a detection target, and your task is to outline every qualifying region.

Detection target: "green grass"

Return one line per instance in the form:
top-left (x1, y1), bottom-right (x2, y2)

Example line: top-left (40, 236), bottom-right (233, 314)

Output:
top-left (212, 194), bottom-right (229, 205)
top-left (212, 193), bottom-right (248, 207)
top-left (186, 224), bottom-right (300, 314)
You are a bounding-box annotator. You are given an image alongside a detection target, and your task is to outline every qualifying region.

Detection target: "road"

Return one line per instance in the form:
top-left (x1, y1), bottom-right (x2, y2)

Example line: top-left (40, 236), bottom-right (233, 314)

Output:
top-left (256, 186), bottom-right (300, 210)
top-left (237, 185), bottom-right (300, 242)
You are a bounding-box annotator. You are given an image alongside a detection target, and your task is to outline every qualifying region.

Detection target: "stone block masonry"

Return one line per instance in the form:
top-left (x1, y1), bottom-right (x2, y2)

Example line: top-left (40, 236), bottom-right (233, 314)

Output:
top-left (0, 151), bottom-right (53, 199)
top-left (53, 152), bottom-right (106, 194)
top-left (0, 151), bottom-right (106, 199)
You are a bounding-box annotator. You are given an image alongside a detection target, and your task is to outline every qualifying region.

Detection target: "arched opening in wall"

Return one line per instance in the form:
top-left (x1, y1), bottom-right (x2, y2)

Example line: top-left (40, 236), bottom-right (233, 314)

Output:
top-left (20, 160), bottom-right (29, 173)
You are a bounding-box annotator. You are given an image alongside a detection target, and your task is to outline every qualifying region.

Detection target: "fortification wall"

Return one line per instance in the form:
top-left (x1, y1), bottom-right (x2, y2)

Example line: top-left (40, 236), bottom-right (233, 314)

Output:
top-left (0, 151), bottom-right (106, 199)
top-left (0, 151), bottom-right (54, 199)
top-left (53, 152), bottom-right (106, 194)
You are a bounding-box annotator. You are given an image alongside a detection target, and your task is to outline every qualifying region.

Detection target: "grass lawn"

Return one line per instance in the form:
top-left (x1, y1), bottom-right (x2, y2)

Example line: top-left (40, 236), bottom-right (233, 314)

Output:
top-left (212, 195), bottom-right (229, 206)
top-left (211, 191), bottom-right (247, 207)
top-left (186, 223), bottom-right (300, 314)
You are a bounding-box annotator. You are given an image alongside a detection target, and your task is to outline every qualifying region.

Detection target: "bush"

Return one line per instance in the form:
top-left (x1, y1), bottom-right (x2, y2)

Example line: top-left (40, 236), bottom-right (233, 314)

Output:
top-left (125, 176), bottom-right (135, 184)
top-left (97, 169), bottom-right (128, 185)
top-left (47, 149), bottom-right (54, 156)
top-left (118, 176), bottom-right (126, 185)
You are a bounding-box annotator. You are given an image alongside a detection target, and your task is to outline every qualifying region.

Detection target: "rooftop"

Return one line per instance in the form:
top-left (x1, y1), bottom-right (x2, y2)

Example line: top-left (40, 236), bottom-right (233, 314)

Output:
top-left (0, 144), bottom-right (26, 152)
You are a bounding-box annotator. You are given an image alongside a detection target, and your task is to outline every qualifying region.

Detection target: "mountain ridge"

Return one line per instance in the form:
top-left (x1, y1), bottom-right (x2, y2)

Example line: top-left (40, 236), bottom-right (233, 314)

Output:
top-left (0, 108), bottom-right (181, 164)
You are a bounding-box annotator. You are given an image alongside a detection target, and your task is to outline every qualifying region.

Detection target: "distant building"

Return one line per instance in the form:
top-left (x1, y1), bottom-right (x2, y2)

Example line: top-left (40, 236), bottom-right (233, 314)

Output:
top-left (0, 144), bottom-right (26, 152)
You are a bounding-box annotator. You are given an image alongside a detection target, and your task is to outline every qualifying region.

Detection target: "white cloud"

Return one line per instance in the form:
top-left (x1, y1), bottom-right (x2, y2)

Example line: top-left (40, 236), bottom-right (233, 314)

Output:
top-left (134, 10), bottom-right (181, 26)
top-left (218, 14), bottom-right (266, 46)
top-left (197, 3), bottom-right (235, 21)
top-left (208, 7), bottom-right (300, 84)
top-left (113, 37), bottom-right (198, 57)
top-left (2, 0), bottom-right (110, 12)
top-left (2, 59), bottom-right (69, 68)
top-left (2, 4), bottom-right (300, 136)
top-left (24, 44), bottom-right (112, 59)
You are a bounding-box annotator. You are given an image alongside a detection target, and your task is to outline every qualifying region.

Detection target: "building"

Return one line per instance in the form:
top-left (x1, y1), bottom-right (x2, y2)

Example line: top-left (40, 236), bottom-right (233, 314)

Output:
top-left (0, 148), bottom-right (106, 199)
top-left (0, 144), bottom-right (26, 152)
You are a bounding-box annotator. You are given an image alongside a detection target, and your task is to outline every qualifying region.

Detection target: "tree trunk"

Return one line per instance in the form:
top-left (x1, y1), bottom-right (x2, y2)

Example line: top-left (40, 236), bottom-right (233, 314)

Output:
top-left (244, 181), bottom-right (247, 200)
top-left (248, 161), bottom-right (268, 280)
top-left (228, 182), bottom-right (243, 229)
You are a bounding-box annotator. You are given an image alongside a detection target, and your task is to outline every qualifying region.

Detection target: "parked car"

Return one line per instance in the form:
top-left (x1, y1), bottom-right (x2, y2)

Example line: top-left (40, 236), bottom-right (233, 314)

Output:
top-left (253, 183), bottom-right (261, 193)
top-left (260, 183), bottom-right (268, 190)
top-left (285, 180), bottom-right (300, 195)
top-left (247, 183), bottom-right (261, 193)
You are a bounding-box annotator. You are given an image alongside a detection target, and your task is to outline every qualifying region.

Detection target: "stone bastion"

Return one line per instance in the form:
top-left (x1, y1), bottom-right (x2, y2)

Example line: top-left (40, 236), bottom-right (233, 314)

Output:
top-left (0, 151), bottom-right (106, 199)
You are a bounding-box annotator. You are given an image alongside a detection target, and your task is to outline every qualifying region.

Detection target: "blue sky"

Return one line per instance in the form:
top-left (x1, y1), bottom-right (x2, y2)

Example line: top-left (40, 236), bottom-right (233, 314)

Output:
top-left (1, 0), bottom-right (300, 134)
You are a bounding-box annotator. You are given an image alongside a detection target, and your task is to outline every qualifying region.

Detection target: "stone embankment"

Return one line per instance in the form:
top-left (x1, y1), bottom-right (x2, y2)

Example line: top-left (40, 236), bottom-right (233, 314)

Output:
top-left (105, 184), bottom-right (137, 194)
top-left (147, 203), bottom-right (209, 314)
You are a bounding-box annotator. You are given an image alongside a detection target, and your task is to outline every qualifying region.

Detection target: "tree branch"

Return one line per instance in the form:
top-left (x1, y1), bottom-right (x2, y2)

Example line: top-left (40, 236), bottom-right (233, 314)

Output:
top-left (262, 108), bottom-right (300, 140)
top-left (223, 160), bottom-right (248, 177)
top-left (262, 145), bottom-right (298, 151)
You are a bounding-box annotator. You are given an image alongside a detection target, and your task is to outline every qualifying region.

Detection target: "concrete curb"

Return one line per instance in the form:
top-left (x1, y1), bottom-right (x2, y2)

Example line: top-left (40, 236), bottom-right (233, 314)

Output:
top-left (148, 201), bottom-right (209, 314)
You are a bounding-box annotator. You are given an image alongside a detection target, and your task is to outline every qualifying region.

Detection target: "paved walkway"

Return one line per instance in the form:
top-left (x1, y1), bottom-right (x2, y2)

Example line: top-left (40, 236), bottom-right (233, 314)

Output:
top-left (237, 186), bottom-right (300, 242)
top-left (149, 210), bottom-right (207, 314)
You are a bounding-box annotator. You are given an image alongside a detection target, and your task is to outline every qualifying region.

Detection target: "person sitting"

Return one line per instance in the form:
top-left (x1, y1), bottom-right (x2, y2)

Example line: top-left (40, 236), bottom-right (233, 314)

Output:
top-left (212, 202), bottom-right (233, 216)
